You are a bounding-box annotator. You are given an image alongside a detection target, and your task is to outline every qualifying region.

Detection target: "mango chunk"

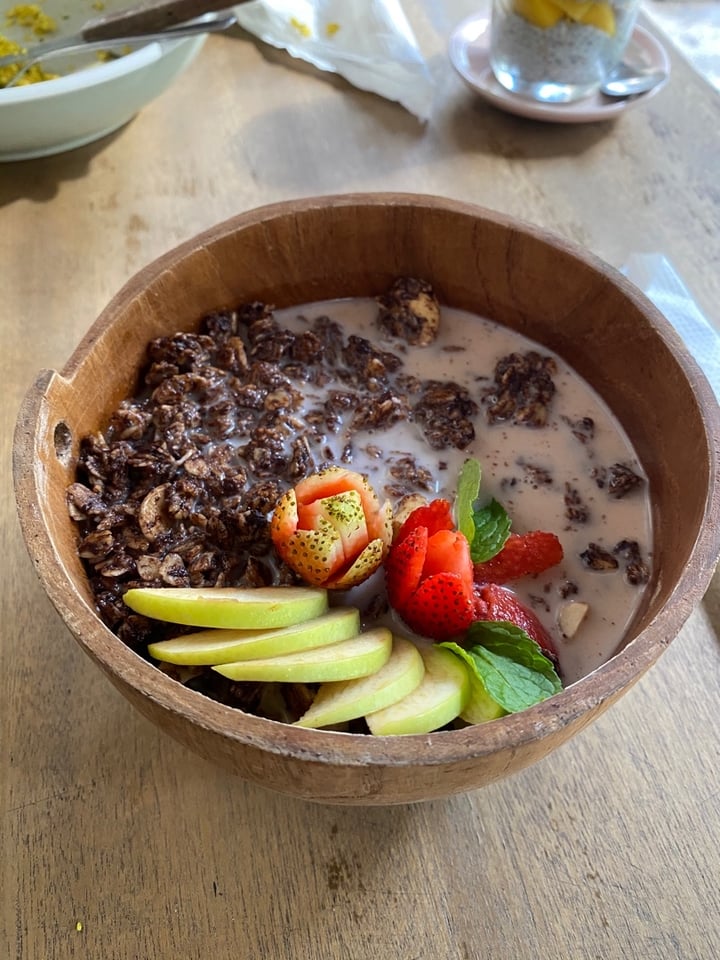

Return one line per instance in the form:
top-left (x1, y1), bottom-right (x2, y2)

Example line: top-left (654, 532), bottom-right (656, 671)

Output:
top-left (552, 0), bottom-right (595, 20)
top-left (513, 0), bottom-right (564, 28)
top-left (579, 2), bottom-right (616, 35)
top-left (514, 0), bottom-right (617, 34)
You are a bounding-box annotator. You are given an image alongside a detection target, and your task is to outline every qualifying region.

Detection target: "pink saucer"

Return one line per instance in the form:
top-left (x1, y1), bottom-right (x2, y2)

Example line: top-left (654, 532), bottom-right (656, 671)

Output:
top-left (448, 14), bottom-right (671, 123)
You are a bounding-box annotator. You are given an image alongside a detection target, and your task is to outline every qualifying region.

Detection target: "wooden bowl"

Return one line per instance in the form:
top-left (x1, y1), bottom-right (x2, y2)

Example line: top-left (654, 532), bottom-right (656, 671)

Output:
top-left (13, 194), bottom-right (720, 805)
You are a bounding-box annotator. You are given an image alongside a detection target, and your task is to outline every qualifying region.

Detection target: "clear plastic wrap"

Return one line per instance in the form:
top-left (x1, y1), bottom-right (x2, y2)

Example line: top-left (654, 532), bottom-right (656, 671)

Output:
top-left (234, 0), bottom-right (433, 120)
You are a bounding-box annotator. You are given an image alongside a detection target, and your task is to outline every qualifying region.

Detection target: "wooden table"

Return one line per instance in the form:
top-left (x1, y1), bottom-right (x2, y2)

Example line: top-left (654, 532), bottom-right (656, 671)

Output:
top-left (3, 3), bottom-right (720, 957)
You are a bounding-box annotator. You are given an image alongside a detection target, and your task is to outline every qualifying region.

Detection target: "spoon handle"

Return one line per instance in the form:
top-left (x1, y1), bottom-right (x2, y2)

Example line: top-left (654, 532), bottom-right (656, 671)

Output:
top-left (82, 0), bottom-right (248, 40)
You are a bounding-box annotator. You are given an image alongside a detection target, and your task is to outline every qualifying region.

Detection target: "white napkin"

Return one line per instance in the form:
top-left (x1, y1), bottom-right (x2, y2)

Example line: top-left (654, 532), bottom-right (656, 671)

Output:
top-left (233, 0), bottom-right (433, 120)
top-left (622, 252), bottom-right (720, 400)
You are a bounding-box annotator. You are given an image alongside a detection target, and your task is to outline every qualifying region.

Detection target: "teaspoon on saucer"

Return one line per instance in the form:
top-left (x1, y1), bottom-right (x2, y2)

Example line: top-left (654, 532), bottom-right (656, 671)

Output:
top-left (600, 62), bottom-right (668, 98)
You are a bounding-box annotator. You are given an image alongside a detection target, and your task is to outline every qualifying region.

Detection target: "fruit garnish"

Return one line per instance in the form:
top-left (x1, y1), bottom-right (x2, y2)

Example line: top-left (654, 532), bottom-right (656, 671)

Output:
top-left (473, 531), bottom-right (563, 582)
top-left (442, 621), bottom-right (561, 715)
top-left (512, 0), bottom-right (616, 34)
top-left (147, 607), bottom-right (361, 665)
top-left (408, 569), bottom-right (475, 639)
top-left (391, 493), bottom-right (428, 538)
top-left (384, 525), bottom-right (427, 612)
top-left (446, 642), bottom-right (507, 724)
top-left (513, 0), bottom-right (563, 28)
top-left (552, 0), bottom-right (594, 18)
top-left (473, 583), bottom-right (557, 659)
top-left (394, 497), bottom-right (454, 544)
top-left (127, 450), bottom-right (568, 733)
top-left (213, 627), bottom-right (392, 683)
top-left (579, 1), bottom-right (615, 34)
top-left (385, 509), bottom-right (475, 641)
top-left (270, 467), bottom-right (392, 589)
top-left (455, 457), bottom-right (482, 543)
top-left (294, 634), bottom-right (425, 729)
top-left (468, 498), bottom-right (511, 563)
top-left (365, 643), bottom-right (471, 736)
top-left (123, 585), bottom-right (328, 629)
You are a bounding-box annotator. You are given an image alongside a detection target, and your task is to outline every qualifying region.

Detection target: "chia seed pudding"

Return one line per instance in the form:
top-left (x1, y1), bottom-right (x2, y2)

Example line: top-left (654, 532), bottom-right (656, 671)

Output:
top-left (490, 0), bottom-right (641, 102)
top-left (67, 279), bottom-right (653, 721)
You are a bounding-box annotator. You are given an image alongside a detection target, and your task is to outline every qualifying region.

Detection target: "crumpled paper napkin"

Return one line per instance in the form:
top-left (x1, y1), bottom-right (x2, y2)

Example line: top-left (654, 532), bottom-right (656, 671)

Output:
top-left (233, 0), bottom-right (433, 121)
top-left (623, 252), bottom-right (720, 400)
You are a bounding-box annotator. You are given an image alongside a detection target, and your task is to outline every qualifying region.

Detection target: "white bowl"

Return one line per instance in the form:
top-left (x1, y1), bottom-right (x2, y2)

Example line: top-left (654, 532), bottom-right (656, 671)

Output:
top-left (0, 0), bottom-right (207, 161)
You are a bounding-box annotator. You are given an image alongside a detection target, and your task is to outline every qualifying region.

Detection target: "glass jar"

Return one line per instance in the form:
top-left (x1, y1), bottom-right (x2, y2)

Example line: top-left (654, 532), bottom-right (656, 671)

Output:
top-left (490, 0), bottom-right (642, 103)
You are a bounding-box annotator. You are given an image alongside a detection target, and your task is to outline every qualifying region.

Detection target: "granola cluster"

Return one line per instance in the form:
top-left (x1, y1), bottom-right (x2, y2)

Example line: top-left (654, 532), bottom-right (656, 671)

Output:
top-left (483, 350), bottom-right (557, 427)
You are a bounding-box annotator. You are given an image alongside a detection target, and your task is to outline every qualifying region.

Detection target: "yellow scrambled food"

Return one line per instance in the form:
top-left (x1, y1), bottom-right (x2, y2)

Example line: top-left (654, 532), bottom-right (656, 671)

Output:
top-left (6, 2), bottom-right (56, 33)
top-left (0, 3), bottom-right (57, 87)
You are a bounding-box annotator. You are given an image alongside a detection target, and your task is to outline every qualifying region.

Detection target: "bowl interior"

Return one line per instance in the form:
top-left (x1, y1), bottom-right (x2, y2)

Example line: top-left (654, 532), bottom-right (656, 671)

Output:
top-left (1, 0), bottom-right (157, 82)
top-left (14, 194), bottom-right (720, 803)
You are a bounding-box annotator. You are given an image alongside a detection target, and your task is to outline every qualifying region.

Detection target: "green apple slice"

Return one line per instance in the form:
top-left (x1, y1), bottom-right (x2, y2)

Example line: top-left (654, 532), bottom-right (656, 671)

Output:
top-left (445, 645), bottom-right (507, 724)
top-left (365, 643), bottom-right (471, 736)
top-left (213, 627), bottom-right (392, 683)
top-left (294, 634), bottom-right (425, 729)
top-left (147, 607), bottom-right (361, 665)
top-left (461, 681), bottom-right (506, 724)
top-left (123, 585), bottom-right (328, 629)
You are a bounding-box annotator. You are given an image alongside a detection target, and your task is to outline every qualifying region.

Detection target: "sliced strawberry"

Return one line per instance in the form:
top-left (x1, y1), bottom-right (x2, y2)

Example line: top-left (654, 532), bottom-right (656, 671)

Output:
top-left (293, 466), bottom-right (360, 504)
top-left (399, 572), bottom-right (475, 641)
top-left (271, 468), bottom-right (391, 588)
top-left (294, 467), bottom-right (391, 548)
top-left (279, 525), bottom-right (347, 585)
top-left (395, 498), bottom-right (454, 544)
top-left (474, 583), bottom-right (557, 659)
top-left (297, 490), bottom-right (369, 557)
top-left (329, 538), bottom-right (388, 590)
top-left (270, 488), bottom-right (299, 553)
top-left (421, 529), bottom-right (473, 593)
top-left (384, 525), bottom-right (428, 614)
top-left (473, 531), bottom-right (563, 583)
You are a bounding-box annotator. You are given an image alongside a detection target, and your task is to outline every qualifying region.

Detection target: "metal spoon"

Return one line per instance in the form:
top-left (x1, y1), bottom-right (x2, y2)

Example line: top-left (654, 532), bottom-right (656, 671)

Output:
top-left (1, 11), bottom-right (236, 88)
top-left (0, 0), bottom-right (248, 72)
top-left (600, 62), bottom-right (668, 98)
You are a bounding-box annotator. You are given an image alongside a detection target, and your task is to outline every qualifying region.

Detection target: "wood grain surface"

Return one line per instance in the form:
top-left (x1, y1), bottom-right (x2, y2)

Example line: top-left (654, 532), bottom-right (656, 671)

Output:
top-left (2, 1), bottom-right (720, 956)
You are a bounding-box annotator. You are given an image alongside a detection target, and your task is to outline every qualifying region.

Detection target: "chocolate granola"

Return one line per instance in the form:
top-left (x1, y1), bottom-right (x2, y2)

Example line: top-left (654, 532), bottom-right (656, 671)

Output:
top-left (68, 283), bottom-right (480, 655)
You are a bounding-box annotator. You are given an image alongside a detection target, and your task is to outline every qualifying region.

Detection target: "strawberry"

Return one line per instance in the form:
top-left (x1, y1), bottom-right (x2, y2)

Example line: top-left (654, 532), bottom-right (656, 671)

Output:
top-left (474, 583), bottom-right (557, 659)
top-left (383, 525), bottom-right (427, 613)
top-left (400, 572), bottom-right (475, 641)
top-left (385, 521), bottom-right (475, 641)
top-left (328, 538), bottom-right (388, 590)
top-left (270, 468), bottom-right (391, 589)
top-left (421, 529), bottom-right (473, 591)
top-left (473, 531), bottom-right (563, 583)
top-left (295, 467), bottom-right (392, 545)
top-left (395, 498), bottom-right (454, 544)
top-left (297, 490), bottom-right (369, 557)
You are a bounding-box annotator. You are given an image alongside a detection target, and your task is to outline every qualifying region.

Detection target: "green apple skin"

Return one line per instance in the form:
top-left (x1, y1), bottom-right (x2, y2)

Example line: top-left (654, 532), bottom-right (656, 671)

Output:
top-left (365, 643), bottom-right (471, 736)
top-left (294, 634), bottom-right (425, 729)
top-left (460, 676), bottom-right (506, 724)
top-left (444, 644), bottom-right (506, 723)
top-left (123, 586), bottom-right (328, 629)
top-left (147, 607), bottom-right (361, 665)
top-left (212, 627), bottom-right (392, 683)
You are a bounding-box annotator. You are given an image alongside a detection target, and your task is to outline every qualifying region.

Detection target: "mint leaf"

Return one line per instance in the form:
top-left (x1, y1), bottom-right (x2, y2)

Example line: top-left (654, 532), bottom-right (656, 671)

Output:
top-left (455, 458), bottom-right (482, 543)
top-left (467, 621), bottom-right (562, 689)
top-left (470, 499), bottom-right (511, 563)
top-left (443, 621), bottom-right (562, 714)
